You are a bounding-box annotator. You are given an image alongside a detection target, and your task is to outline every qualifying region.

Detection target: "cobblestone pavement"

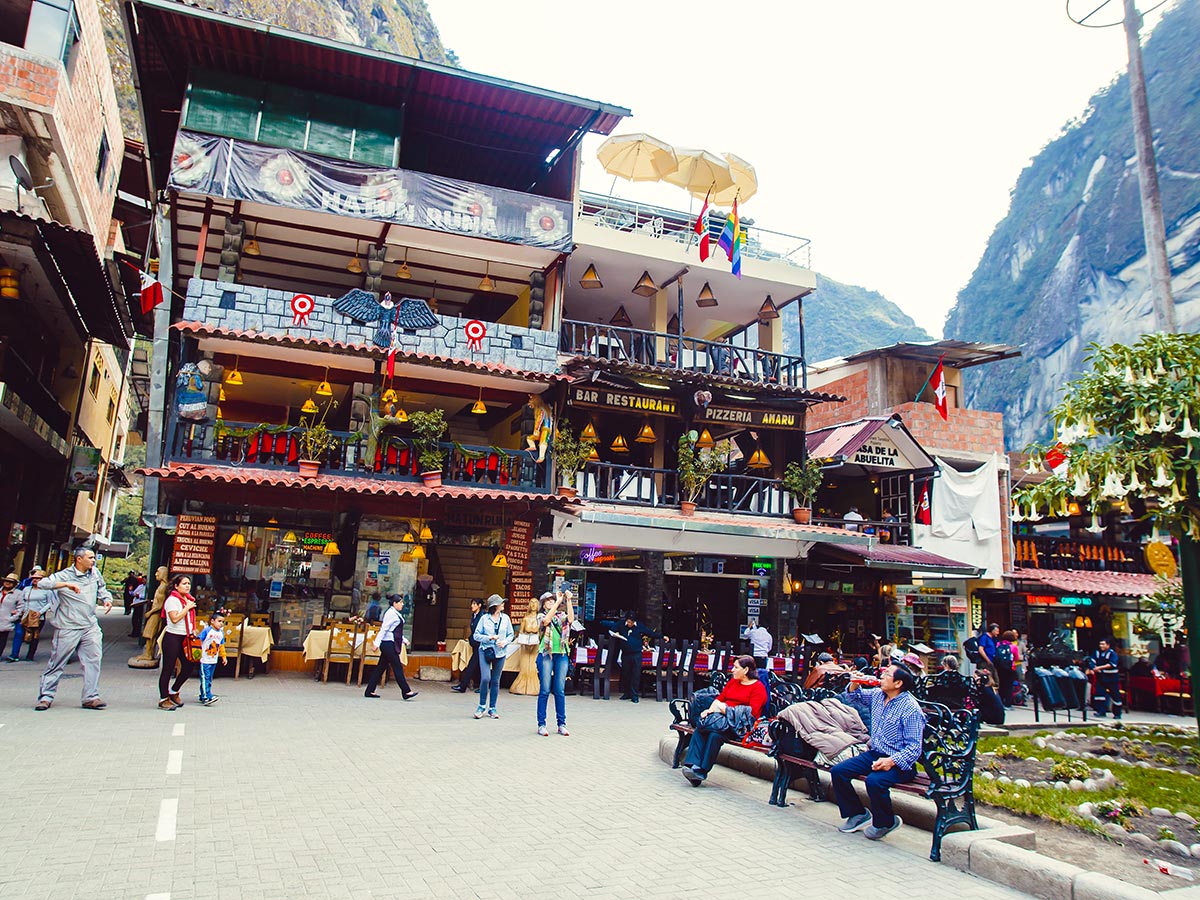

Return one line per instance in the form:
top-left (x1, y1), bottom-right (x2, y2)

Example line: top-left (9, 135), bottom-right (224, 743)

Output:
top-left (0, 618), bottom-right (1034, 900)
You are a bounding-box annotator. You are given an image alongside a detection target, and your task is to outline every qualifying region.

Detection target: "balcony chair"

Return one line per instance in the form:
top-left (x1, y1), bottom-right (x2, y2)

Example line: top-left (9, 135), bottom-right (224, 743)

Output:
top-left (614, 475), bottom-right (657, 505)
top-left (574, 470), bottom-right (599, 498)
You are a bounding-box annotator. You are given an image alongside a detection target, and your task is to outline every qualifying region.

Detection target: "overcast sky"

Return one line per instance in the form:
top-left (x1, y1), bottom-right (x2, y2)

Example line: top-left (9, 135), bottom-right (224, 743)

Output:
top-left (427, 0), bottom-right (1174, 337)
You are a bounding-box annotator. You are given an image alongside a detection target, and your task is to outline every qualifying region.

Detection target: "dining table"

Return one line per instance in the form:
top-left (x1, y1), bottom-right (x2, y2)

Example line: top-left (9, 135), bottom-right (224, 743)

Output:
top-left (572, 647), bottom-right (795, 673)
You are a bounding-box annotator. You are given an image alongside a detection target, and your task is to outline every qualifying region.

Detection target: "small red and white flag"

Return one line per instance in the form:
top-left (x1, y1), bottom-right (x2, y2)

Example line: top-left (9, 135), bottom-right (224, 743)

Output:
top-left (915, 482), bottom-right (932, 525)
top-left (929, 355), bottom-right (948, 421)
top-left (1044, 441), bottom-right (1069, 477)
top-left (121, 259), bottom-right (164, 315)
top-left (692, 189), bottom-right (711, 262)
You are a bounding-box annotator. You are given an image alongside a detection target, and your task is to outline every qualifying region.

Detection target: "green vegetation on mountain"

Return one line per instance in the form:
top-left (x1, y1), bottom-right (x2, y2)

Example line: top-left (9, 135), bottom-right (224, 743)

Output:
top-left (783, 274), bottom-right (932, 363)
top-left (943, 0), bottom-right (1200, 446)
top-left (99, 0), bottom-right (457, 139)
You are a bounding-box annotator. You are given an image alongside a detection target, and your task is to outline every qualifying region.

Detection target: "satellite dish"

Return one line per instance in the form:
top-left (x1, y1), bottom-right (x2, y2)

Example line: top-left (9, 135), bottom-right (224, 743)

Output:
top-left (9, 155), bottom-right (34, 192)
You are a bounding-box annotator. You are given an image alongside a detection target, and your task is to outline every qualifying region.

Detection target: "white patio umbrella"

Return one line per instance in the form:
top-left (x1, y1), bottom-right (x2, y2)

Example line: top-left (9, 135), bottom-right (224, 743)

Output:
top-left (596, 133), bottom-right (678, 182)
top-left (662, 148), bottom-right (734, 199)
top-left (711, 153), bottom-right (758, 205)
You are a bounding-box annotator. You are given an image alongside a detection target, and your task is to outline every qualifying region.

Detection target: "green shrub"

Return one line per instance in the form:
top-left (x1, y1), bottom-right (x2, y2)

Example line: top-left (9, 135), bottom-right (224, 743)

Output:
top-left (1050, 759), bottom-right (1092, 781)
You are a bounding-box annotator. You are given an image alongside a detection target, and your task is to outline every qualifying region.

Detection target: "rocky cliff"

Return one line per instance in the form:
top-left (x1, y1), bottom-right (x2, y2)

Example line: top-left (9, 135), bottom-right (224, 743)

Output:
top-left (99, 0), bottom-right (456, 139)
top-left (944, 0), bottom-right (1200, 448)
top-left (783, 273), bottom-right (933, 363)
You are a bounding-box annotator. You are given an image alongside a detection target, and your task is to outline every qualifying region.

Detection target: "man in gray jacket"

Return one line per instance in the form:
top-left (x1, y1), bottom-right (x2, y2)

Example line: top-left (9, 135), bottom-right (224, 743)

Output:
top-left (35, 546), bottom-right (114, 711)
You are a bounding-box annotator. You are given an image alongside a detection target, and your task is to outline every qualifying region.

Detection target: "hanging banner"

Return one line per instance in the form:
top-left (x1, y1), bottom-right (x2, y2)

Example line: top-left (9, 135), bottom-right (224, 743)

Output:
top-left (67, 446), bottom-right (102, 492)
top-left (169, 131), bottom-right (572, 252)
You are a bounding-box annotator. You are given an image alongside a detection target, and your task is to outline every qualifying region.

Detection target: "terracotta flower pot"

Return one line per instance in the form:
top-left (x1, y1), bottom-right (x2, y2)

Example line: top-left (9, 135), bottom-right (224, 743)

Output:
top-left (792, 507), bottom-right (812, 524)
top-left (680, 500), bottom-right (697, 517)
top-left (556, 485), bottom-right (578, 498)
top-left (421, 471), bottom-right (443, 488)
top-left (297, 459), bottom-right (321, 478)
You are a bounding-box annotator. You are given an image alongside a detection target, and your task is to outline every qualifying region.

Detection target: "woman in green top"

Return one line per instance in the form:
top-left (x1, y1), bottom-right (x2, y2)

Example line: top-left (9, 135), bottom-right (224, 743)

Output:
top-left (536, 589), bottom-right (574, 737)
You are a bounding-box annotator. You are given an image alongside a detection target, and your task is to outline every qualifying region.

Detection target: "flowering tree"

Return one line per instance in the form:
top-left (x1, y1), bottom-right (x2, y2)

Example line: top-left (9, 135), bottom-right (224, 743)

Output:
top-left (1011, 332), bottom-right (1199, 725)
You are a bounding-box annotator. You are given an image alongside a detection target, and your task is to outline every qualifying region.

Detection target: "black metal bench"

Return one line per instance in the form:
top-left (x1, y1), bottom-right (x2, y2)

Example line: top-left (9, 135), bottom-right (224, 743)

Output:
top-left (666, 671), bottom-right (980, 863)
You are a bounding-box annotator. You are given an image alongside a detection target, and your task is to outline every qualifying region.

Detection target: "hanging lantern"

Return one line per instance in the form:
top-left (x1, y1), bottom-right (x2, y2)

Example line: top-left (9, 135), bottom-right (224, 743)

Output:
top-left (587, 445), bottom-right (599, 461)
top-left (1066, 501), bottom-right (1082, 517)
top-left (315, 367), bottom-right (333, 397)
top-left (322, 541), bottom-right (341, 556)
top-left (219, 386), bottom-right (227, 402)
top-left (478, 261), bottom-right (495, 292)
top-left (265, 517), bottom-right (279, 532)
top-left (610, 434), bottom-right (629, 453)
top-left (635, 421), bottom-right (656, 443)
top-left (225, 356), bottom-right (244, 385)
top-left (401, 529), bottom-right (415, 544)
top-left (491, 549), bottom-right (509, 568)
top-left (282, 530), bottom-right (298, 544)
top-left (396, 248), bottom-right (412, 279)
top-left (410, 544), bottom-right (426, 560)
top-left (630, 271), bottom-right (658, 298)
top-left (757, 296), bottom-right (780, 321)
top-left (747, 447), bottom-right (771, 469)
top-left (610, 305), bottom-right (634, 327)
top-left (696, 428), bottom-right (715, 450)
top-left (301, 395), bottom-right (319, 415)
top-left (580, 422), bottom-right (598, 442)
top-left (471, 386), bottom-right (487, 415)
top-left (696, 282), bottom-right (718, 308)
top-left (0, 268), bottom-right (19, 299)
top-left (419, 523), bottom-right (433, 541)
top-left (226, 531), bottom-right (246, 548)
top-left (579, 263), bottom-right (603, 289)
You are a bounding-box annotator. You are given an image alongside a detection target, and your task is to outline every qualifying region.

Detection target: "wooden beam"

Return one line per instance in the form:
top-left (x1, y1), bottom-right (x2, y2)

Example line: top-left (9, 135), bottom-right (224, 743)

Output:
top-left (194, 197), bottom-right (213, 280)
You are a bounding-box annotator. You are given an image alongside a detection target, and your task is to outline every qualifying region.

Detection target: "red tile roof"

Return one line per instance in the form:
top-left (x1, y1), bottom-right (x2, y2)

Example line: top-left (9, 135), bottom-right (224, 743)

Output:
top-left (172, 322), bottom-right (569, 383)
top-left (139, 462), bottom-right (577, 503)
top-left (1011, 568), bottom-right (1176, 598)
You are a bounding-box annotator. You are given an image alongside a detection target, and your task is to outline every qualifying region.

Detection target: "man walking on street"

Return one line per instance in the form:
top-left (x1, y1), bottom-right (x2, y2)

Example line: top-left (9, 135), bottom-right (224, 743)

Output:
top-left (832, 664), bottom-right (926, 841)
top-left (34, 546), bottom-right (114, 711)
top-left (451, 597), bottom-right (484, 693)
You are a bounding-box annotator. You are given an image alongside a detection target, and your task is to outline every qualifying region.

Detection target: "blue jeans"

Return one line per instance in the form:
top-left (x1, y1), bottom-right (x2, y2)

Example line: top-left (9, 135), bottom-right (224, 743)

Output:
top-left (5, 624), bottom-right (20, 659)
top-left (537, 652), bottom-right (568, 727)
top-left (831, 750), bottom-right (917, 828)
top-left (199, 662), bottom-right (217, 701)
top-left (477, 652), bottom-right (504, 712)
top-left (682, 725), bottom-right (731, 775)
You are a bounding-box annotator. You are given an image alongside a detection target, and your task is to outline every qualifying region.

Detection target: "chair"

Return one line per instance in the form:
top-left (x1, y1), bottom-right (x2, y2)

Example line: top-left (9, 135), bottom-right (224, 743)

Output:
top-left (357, 624), bottom-right (384, 686)
top-left (614, 474), bottom-right (657, 504)
top-left (222, 614), bottom-right (245, 679)
top-left (249, 613), bottom-right (271, 628)
top-left (322, 621), bottom-right (359, 684)
top-left (330, 594), bottom-right (353, 614)
top-left (574, 470), bottom-right (599, 498)
top-left (674, 640), bottom-right (700, 700)
top-left (708, 642), bottom-right (735, 685)
top-left (592, 634), bottom-right (615, 700)
top-left (638, 215), bottom-right (664, 238)
top-left (655, 637), bottom-right (676, 702)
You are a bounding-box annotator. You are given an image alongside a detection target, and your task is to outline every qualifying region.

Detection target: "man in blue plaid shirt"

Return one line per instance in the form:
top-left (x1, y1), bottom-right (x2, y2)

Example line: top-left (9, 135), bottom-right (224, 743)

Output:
top-left (832, 664), bottom-right (926, 840)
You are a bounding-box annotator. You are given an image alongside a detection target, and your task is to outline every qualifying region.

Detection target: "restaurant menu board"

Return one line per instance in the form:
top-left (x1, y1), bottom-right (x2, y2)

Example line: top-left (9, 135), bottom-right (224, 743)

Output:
top-left (503, 515), bottom-right (537, 619)
top-left (170, 515), bottom-right (219, 573)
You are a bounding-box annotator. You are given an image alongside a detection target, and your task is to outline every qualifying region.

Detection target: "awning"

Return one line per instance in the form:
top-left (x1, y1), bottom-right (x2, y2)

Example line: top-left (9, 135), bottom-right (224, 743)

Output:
top-left (1010, 568), bottom-right (1174, 598)
top-left (806, 415), bottom-right (936, 473)
top-left (0, 212), bottom-right (131, 348)
top-left (817, 542), bottom-right (983, 577)
top-left (549, 504), bottom-right (869, 558)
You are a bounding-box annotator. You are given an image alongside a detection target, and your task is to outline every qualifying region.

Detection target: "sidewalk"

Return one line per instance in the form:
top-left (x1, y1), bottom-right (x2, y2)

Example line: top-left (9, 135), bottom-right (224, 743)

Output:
top-left (0, 615), bottom-right (1034, 900)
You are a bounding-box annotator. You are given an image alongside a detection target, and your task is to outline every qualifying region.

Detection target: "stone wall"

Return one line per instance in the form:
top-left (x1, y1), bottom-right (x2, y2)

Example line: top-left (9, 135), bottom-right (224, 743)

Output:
top-left (184, 278), bottom-right (560, 375)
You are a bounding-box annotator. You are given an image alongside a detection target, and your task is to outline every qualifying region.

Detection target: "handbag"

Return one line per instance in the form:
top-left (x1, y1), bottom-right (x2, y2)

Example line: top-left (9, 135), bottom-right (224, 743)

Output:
top-left (21, 609), bottom-right (41, 630)
top-left (183, 632), bottom-right (202, 663)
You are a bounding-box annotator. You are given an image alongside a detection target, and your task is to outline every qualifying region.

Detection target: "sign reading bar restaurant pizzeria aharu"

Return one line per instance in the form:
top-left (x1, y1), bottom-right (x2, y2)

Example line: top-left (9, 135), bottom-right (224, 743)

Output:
top-left (698, 405), bottom-right (802, 430)
top-left (170, 515), bottom-right (219, 573)
top-left (568, 386), bottom-right (677, 415)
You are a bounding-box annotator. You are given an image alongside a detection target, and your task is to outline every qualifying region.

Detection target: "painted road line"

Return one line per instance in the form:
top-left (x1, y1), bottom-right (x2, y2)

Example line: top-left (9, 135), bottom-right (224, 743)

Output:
top-left (166, 750), bottom-right (183, 775)
top-left (172, 723), bottom-right (185, 737)
top-left (155, 799), bottom-right (178, 842)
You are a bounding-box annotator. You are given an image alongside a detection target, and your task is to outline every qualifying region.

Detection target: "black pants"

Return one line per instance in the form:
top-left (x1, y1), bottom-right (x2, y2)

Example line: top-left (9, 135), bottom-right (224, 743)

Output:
top-left (996, 665), bottom-right (1016, 708)
top-left (25, 628), bottom-right (42, 660)
top-left (622, 647), bottom-right (641, 699)
top-left (365, 641), bottom-right (413, 695)
top-left (0, 631), bottom-right (9, 659)
top-left (130, 604), bottom-right (144, 638)
top-left (160, 632), bottom-right (194, 700)
top-left (458, 646), bottom-right (479, 690)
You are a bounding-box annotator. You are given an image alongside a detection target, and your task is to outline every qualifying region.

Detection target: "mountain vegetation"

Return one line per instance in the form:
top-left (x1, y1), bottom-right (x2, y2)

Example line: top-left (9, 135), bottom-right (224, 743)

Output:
top-left (944, 0), bottom-right (1200, 447)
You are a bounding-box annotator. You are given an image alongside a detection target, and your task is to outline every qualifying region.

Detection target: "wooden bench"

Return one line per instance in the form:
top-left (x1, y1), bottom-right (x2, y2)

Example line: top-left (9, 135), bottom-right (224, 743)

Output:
top-left (666, 671), bottom-right (980, 863)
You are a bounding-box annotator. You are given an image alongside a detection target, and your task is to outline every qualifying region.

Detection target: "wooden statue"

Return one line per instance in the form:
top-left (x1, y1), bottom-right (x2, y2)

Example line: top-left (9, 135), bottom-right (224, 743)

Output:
top-left (128, 565), bottom-right (169, 669)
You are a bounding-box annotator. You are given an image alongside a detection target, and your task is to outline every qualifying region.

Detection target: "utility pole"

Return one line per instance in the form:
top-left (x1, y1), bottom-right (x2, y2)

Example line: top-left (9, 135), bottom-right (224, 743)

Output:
top-left (1121, 0), bottom-right (1177, 334)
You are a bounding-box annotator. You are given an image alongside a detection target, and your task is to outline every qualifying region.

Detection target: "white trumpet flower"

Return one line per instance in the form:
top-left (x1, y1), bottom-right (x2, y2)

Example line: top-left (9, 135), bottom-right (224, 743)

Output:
top-left (1153, 409), bottom-right (1175, 433)
top-left (1126, 467), bottom-right (1143, 493)
top-left (1134, 411), bottom-right (1153, 435)
top-left (1100, 471), bottom-right (1127, 498)
top-left (1011, 504), bottom-right (1025, 523)
top-left (1143, 369), bottom-right (1157, 386)
top-left (1086, 515), bottom-right (1104, 535)
top-left (1024, 457), bottom-right (1040, 475)
top-left (1152, 465), bottom-right (1174, 489)
top-left (1027, 504), bottom-right (1043, 522)
top-left (1180, 415), bottom-right (1200, 440)
top-left (1086, 415), bottom-right (1099, 437)
top-left (1155, 357), bottom-right (1167, 376)
top-left (1124, 364), bottom-right (1136, 385)
top-left (1168, 480), bottom-right (1185, 504)
top-left (1072, 470), bottom-right (1091, 496)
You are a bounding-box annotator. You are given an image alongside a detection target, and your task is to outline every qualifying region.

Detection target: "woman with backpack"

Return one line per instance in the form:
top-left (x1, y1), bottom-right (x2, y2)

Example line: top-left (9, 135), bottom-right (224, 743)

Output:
top-left (994, 630), bottom-right (1018, 708)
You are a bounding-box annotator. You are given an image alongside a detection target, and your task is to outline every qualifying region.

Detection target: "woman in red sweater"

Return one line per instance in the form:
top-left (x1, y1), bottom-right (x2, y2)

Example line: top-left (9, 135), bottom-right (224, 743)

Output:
top-left (682, 655), bottom-right (768, 786)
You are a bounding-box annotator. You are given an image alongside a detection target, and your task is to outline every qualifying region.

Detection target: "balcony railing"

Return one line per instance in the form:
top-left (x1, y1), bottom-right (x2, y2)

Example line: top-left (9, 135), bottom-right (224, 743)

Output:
top-left (169, 420), bottom-right (551, 492)
top-left (559, 319), bottom-right (804, 387)
top-left (0, 347), bottom-right (70, 439)
top-left (578, 191), bottom-right (813, 270)
top-left (813, 517), bottom-right (913, 546)
top-left (575, 463), bottom-right (792, 517)
top-left (1014, 534), bottom-right (1151, 574)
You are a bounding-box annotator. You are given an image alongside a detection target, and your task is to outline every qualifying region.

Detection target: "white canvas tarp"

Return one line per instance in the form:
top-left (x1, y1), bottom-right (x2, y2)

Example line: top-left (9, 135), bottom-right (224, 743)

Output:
top-left (931, 453), bottom-right (1001, 541)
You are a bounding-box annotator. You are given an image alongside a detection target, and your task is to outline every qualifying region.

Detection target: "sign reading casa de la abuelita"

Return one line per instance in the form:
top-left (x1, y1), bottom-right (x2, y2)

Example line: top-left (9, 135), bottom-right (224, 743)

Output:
top-left (849, 430), bottom-right (924, 470)
top-left (568, 387), bottom-right (678, 415)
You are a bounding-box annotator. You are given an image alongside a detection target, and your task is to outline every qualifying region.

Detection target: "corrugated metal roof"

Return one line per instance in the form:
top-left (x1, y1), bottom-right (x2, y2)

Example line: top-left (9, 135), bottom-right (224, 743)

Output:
top-left (836, 340), bottom-right (1021, 371)
top-left (172, 321), bottom-right (569, 382)
top-left (124, 0), bottom-right (629, 192)
top-left (816, 541), bottom-right (982, 576)
top-left (805, 416), bottom-right (936, 472)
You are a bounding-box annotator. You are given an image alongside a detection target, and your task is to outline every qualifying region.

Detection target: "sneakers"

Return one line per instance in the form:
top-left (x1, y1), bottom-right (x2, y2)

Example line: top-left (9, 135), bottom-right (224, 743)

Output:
top-left (838, 812), bottom-right (871, 833)
top-left (474, 707), bottom-right (485, 719)
top-left (200, 697), bottom-right (219, 707)
top-left (557, 725), bottom-right (570, 736)
top-left (537, 725), bottom-right (550, 737)
top-left (864, 816), bottom-right (903, 841)
top-left (450, 685), bottom-right (467, 693)
top-left (681, 765), bottom-right (704, 786)
top-left (34, 699), bottom-right (51, 711)
top-left (4, 657), bottom-right (18, 663)
top-left (81, 699), bottom-right (107, 710)
top-left (487, 709), bottom-right (500, 719)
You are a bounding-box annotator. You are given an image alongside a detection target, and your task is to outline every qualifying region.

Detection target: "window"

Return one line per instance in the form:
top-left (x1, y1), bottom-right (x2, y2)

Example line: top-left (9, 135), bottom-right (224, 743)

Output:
top-left (23, 0), bottom-right (79, 72)
top-left (96, 131), bottom-right (110, 187)
top-left (105, 395), bottom-right (115, 424)
top-left (88, 359), bottom-right (101, 397)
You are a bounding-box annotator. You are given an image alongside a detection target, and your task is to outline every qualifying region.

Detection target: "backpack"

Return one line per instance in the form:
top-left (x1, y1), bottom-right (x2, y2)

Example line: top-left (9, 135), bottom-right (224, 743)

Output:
top-left (962, 635), bottom-right (979, 655)
top-left (739, 717), bottom-right (774, 750)
top-left (994, 641), bottom-right (1014, 669)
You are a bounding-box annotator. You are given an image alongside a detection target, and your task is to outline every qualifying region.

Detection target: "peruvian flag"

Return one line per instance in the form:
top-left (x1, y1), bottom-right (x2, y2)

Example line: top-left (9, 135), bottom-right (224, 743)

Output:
top-left (915, 482), bottom-right (932, 525)
top-left (1044, 441), bottom-right (1069, 477)
top-left (122, 259), bottom-right (164, 314)
top-left (930, 355), bottom-right (948, 420)
top-left (692, 189), bottom-right (711, 262)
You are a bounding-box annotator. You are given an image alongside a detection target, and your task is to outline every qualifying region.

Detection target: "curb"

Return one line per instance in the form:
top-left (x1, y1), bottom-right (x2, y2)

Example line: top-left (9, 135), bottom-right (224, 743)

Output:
top-left (657, 733), bottom-right (1169, 898)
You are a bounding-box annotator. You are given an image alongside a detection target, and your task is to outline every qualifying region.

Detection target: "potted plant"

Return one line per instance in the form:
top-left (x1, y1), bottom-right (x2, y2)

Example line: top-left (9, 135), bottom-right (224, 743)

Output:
top-left (677, 432), bottom-right (731, 516)
top-left (296, 403), bottom-right (338, 478)
top-left (551, 424), bottom-right (592, 497)
top-left (782, 458), bottom-right (824, 523)
top-left (409, 409), bottom-right (447, 487)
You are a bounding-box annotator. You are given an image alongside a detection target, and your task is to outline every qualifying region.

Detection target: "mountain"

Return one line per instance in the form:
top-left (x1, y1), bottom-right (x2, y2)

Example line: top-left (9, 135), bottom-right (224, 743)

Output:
top-left (99, 0), bottom-right (458, 139)
top-left (783, 274), bottom-right (933, 363)
top-left (944, 0), bottom-right (1200, 448)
